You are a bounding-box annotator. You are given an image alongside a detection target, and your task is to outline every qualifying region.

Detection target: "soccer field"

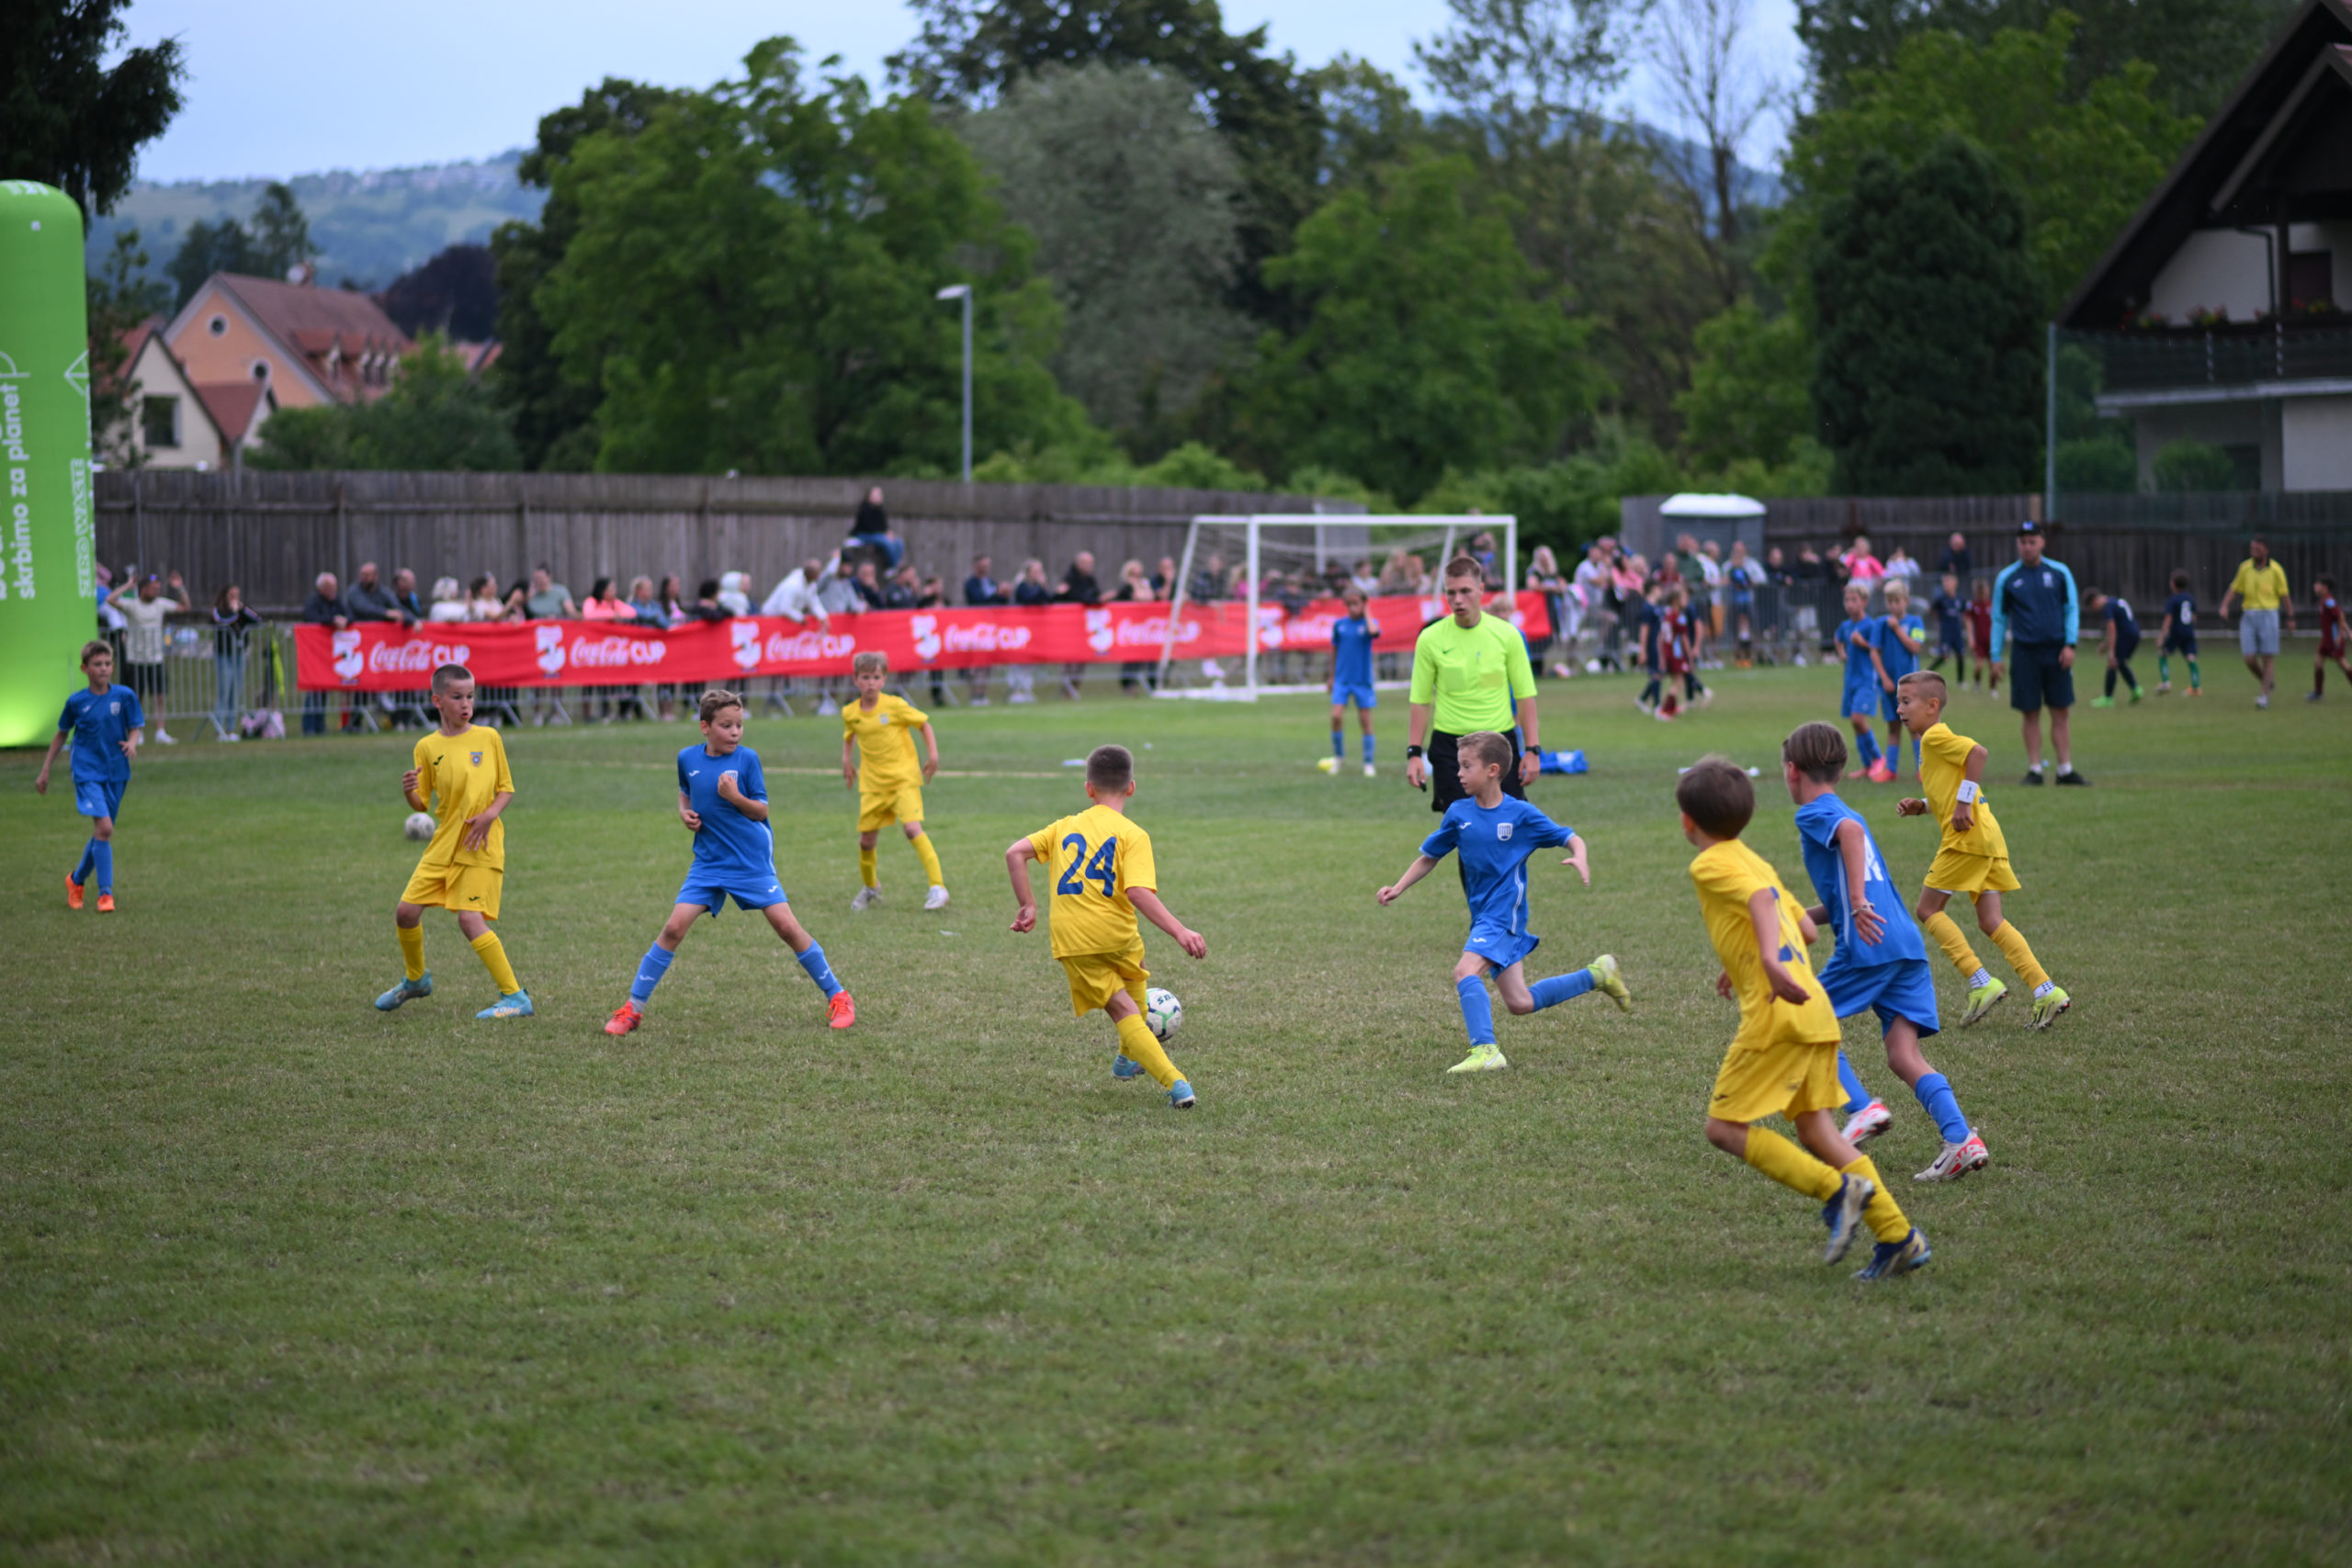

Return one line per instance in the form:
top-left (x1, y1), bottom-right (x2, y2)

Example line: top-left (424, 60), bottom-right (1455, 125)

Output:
top-left (3, 666), bottom-right (2346, 1564)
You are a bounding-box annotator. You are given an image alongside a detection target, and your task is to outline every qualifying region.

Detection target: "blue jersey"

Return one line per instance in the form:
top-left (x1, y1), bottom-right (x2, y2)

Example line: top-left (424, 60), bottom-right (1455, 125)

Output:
top-left (1793, 794), bottom-right (1925, 976)
top-left (1873, 614), bottom-right (1925, 682)
top-left (1331, 615), bottom-right (1377, 687)
top-left (1837, 617), bottom-right (1878, 682)
top-left (58, 685), bottom-right (144, 784)
top-left (676, 742), bottom-right (775, 883)
top-left (1420, 795), bottom-right (1575, 942)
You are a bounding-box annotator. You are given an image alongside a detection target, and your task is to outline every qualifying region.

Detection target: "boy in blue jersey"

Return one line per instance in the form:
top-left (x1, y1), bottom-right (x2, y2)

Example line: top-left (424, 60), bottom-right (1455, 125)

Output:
top-left (2157, 570), bottom-right (2200, 695)
top-left (35, 641), bottom-right (145, 912)
top-left (1377, 730), bottom-right (1630, 1074)
top-left (1328, 586), bottom-right (1381, 776)
top-left (1783, 723), bottom-right (1989, 1181)
top-left (605, 688), bottom-right (854, 1035)
top-left (1867, 579), bottom-right (1927, 782)
top-left (1835, 584), bottom-right (1884, 778)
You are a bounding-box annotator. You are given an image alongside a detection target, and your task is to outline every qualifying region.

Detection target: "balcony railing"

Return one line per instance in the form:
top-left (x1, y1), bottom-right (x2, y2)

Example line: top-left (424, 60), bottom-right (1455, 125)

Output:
top-left (2086, 321), bottom-right (2352, 393)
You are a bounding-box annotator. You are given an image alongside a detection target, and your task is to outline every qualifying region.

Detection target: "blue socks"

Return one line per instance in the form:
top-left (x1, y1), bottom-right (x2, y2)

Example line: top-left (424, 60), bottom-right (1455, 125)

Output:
top-left (1529, 968), bottom-right (1596, 1010)
top-left (797, 942), bottom-right (842, 998)
top-left (1914, 1071), bottom-right (1971, 1145)
top-left (1837, 1051), bottom-right (1873, 1115)
top-left (1455, 975), bottom-right (1495, 1045)
top-left (1331, 728), bottom-right (1344, 762)
top-left (90, 840), bottom-right (115, 893)
top-left (1855, 729), bottom-right (1881, 768)
top-left (73, 839), bottom-right (98, 887)
top-left (1361, 732), bottom-right (1375, 765)
top-left (630, 942), bottom-right (676, 1004)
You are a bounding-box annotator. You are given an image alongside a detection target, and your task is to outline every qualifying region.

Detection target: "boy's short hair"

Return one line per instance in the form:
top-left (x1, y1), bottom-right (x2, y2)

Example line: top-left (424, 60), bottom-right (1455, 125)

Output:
top-left (2170, 569), bottom-right (2190, 590)
top-left (1676, 756), bottom-right (1754, 840)
top-left (1971, 577), bottom-right (1990, 593)
top-left (2317, 573), bottom-right (2336, 592)
top-left (851, 650), bottom-right (889, 677)
top-left (1782, 721), bottom-right (1848, 783)
top-left (1882, 577), bottom-right (1909, 601)
top-left (1442, 555), bottom-right (1484, 582)
top-left (697, 688), bottom-right (744, 724)
top-left (1842, 581), bottom-right (1869, 600)
top-left (1459, 730), bottom-right (1514, 773)
top-left (1940, 571), bottom-right (1959, 585)
top-left (430, 662), bottom-right (472, 694)
top-left (2083, 588), bottom-right (2105, 605)
top-left (79, 639), bottom-right (111, 667)
top-left (1086, 743), bottom-right (1134, 793)
top-left (1898, 670), bottom-right (1947, 705)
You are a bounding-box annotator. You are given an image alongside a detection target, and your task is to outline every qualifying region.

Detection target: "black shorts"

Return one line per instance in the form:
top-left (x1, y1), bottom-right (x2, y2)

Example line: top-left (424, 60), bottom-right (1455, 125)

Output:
top-left (2163, 629), bottom-right (2198, 656)
top-left (1428, 728), bottom-right (1527, 813)
top-left (2008, 642), bottom-right (2074, 713)
top-left (2113, 631), bottom-right (2141, 661)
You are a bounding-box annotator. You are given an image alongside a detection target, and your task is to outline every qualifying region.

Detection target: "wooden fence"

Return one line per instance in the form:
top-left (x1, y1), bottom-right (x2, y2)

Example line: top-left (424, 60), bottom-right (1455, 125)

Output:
top-left (94, 470), bottom-right (1365, 612)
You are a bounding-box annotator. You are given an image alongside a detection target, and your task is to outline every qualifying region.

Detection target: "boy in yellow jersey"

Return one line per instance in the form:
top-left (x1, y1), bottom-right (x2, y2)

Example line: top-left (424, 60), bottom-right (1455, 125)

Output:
top-left (1893, 671), bottom-right (2073, 1030)
top-left (1005, 743), bottom-right (1207, 1110)
top-left (1679, 756), bottom-right (1928, 1280)
top-left (842, 651), bottom-right (948, 911)
top-left (376, 664), bottom-right (532, 1018)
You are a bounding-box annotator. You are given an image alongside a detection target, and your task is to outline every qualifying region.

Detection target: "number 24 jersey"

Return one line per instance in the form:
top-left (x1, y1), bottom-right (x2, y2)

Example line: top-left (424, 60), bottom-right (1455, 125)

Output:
top-left (1026, 804), bottom-right (1159, 958)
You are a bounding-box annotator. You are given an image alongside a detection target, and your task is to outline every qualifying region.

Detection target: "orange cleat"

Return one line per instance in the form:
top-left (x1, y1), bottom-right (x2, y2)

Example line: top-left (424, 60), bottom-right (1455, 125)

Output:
top-left (96, 893), bottom-right (116, 912)
top-left (605, 1001), bottom-right (641, 1036)
top-left (66, 877), bottom-right (84, 910)
top-left (827, 990), bottom-right (856, 1029)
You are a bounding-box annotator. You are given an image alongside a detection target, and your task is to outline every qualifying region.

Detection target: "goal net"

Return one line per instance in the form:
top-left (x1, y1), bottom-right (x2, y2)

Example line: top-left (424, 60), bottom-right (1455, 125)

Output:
top-left (1152, 514), bottom-right (1518, 699)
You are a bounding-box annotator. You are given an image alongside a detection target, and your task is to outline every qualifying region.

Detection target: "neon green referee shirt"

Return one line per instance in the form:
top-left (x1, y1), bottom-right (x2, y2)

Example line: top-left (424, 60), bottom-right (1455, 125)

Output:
top-left (1409, 612), bottom-right (1536, 734)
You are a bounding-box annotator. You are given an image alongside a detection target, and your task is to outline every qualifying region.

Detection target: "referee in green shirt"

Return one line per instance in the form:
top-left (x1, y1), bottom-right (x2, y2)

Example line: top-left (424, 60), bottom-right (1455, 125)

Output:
top-left (1405, 556), bottom-right (1543, 810)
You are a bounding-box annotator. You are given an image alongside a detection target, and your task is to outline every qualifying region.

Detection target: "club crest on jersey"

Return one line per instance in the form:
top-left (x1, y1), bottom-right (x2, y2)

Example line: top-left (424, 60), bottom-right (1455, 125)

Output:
top-left (470, 750), bottom-right (483, 765)
top-left (1495, 821), bottom-right (1514, 840)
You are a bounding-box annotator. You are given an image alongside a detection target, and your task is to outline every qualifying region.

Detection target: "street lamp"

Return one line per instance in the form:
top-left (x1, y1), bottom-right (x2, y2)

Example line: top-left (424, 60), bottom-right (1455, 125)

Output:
top-left (935, 284), bottom-right (971, 482)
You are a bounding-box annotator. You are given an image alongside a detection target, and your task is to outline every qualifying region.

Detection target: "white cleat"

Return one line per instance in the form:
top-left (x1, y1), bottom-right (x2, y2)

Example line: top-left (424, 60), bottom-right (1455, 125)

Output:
top-left (1843, 1099), bottom-right (1893, 1146)
top-left (923, 885), bottom-right (950, 910)
top-left (1364, 762), bottom-right (1378, 777)
top-left (851, 886), bottom-right (881, 911)
top-left (1915, 1132), bottom-right (1990, 1182)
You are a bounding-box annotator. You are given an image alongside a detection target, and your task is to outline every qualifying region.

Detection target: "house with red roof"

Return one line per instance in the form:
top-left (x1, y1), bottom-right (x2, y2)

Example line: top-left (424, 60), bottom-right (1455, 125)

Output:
top-left (161, 267), bottom-right (414, 413)
top-left (112, 319), bottom-right (275, 470)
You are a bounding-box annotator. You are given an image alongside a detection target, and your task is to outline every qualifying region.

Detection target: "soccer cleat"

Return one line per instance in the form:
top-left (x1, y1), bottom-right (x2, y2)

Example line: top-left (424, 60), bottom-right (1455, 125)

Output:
top-left (605, 1001), bottom-right (641, 1036)
top-left (1843, 1100), bottom-right (1893, 1146)
top-left (2089, 695), bottom-right (2114, 708)
top-left (1590, 953), bottom-right (1632, 1011)
top-left (1960, 976), bottom-right (2008, 1026)
top-left (477, 990), bottom-right (535, 1020)
top-left (2020, 770), bottom-right (2045, 785)
top-left (850, 886), bottom-right (881, 911)
top-left (1821, 1174), bottom-right (1873, 1264)
top-left (2056, 770), bottom-right (2091, 786)
top-left (1112, 1052), bottom-right (1147, 1080)
top-left (827, 990), bottom-right (856, 1029)
top-left (1867, 761), bottom-right (1895, 784)
top-left (2256, 694), bottom-right (2269, 709)
top-left (2129, 686), bottom-right (2143, 704)
top-left (2156, 680), bottom-right (2172, 694)
top-left (2188, 685), bottom-right (2202, 696)
top-left (1446, 1043), bottom-right (1510, 1074)
top-left (376, 973), bottom-right (433, 1011)
top-left (1364, 762), bottom-right (1378, 778)
top-left (66, 876), bottom-right (84, 910)
top-left (2307, 691), bottom-right (2324, 703)
top-left (1168, 1078), bottom-right (1197, 1110)
top-left (1916, 1132), bottom-right (1989, 1182)
top-left (924, 885), bottom-right (951, 910)
top-left (1854, 1226), bottom-right (1932, 1280)
top-left (2028, 984), bottom-right (2072, 1030)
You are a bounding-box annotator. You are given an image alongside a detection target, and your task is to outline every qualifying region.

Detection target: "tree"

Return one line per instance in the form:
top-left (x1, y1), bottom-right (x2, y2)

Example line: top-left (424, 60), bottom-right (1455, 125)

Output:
top-left (1645, 0), bottom-right (1782, 304)
top-left (85, 226), bottom-right (171, 466)
top-left (537, 38), bottom-right (1085, 477)
top-left (166, 220), bottom-right (256, 311)
top-left (379, 244), bottom-right (500, 340)
top-left (960, 62), bottom-right (1247, 452)
top-left (164, 183), bottom-right (313, 309)
top-left (1811, 137), bottom-right (2042, 494)
top-left (248, 338), bottom-right (520, 472)
top-left (1415, 0), bottom-right (1644, 143)
top-left (244, 182), bottom-right (313, 278)
top-left (1237, 156), bottom-right (1601, 502)
top-left (2152, 439), bottom-right (2238, 492)
top-left (0, 0), bottom-right (185, 218)
top-left (1674, 299), bottom-right (1812, 473)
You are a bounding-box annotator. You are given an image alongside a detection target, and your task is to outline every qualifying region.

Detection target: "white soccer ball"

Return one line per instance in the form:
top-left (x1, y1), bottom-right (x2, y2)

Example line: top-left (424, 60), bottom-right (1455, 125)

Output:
top-left (403, 811), bottom-right (436, 841)
top-left (1144, 987), bottom-right (1182, 1043)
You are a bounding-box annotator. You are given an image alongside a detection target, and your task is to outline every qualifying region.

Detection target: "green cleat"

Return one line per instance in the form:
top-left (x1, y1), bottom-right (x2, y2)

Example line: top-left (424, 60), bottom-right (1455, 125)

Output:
top-left (375, 973), bottom-right (432, 1011)
top-left (1589, 953), bottom-right (1632, 1011)
top-left (1446, 1043), bottom-right (1510, 1074)
top-left (2089, 695), bottom-right (2115, 708)
top-left (2028, 984), bottom-right (2072, 1030)
top-left (1959, 976), bottom-right (2007, 1027)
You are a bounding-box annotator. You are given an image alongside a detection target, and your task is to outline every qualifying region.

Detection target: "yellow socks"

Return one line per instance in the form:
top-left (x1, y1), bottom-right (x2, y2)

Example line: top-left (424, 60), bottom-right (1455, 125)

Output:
top-left (469, 931), bottom-right (520, 994)
top-left (858, 847), bottom-right (878, 888)
top-left (1989, 921), bottom-right (2051, 989)
top-left (1840, 1156), bottom-right (1913, 1243)
top-left (910, 831), bottom-right (944, 887)
top-left (1114, 1012), bottom-right (1182, 1090)
top-left (397, 924), bottom-right (426, 982)
top-left (1742, 1126), bottom-right (1842, 1201)
top-left (1924, 908), bottom-right (1981, 979)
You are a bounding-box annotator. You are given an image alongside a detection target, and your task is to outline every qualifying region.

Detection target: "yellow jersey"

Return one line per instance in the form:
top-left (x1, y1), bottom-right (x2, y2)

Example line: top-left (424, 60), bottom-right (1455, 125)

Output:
top-left (1690, 839), bottom-right (1838, 1045)
top-left (411, 725), bottom-right (514, 872)
top-left (1917, 722), bottom-right (2007, 860)
top-left (1026, 804), bottom-right (1159, 958)
top-left (1408, 613), bottom-right (1536, 734)
top-left (843, 694), bottom-right (928, 795)
top-left (2229, 558), bottom-right (2290, 613)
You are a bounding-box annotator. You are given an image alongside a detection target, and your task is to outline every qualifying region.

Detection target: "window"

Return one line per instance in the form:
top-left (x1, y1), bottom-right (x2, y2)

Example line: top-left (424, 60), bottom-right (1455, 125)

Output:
top-left (207, 314), bottom-right (228, 336)
top-left (249, 359), bottom-right (270, 383)
top-left (141, 395), bottom-right (180, 449)
top-left (2289, 251), bottom-right (2333, 309)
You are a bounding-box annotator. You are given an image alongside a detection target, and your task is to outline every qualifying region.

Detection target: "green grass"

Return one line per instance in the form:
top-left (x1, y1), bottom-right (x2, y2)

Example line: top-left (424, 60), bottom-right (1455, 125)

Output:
top-left (3, 668), bottom-right (2346, 1565)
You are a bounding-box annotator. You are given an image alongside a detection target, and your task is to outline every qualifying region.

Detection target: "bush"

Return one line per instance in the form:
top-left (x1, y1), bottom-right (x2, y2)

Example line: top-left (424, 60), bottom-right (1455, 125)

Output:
top-left (2151, 440), bottom-right (2239, 493)
top-left (2055, 434), bottom-right (2140, 494)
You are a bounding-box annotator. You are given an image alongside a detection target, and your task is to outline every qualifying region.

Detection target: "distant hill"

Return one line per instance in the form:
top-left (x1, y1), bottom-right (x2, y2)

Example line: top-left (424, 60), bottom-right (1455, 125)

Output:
top-left (88, 154), bottom-right (547, 292)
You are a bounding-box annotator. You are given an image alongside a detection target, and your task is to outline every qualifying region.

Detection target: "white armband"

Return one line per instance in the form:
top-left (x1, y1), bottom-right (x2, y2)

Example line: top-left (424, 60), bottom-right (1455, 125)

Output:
top-left (1955, 780), bottom-right (1980, 803)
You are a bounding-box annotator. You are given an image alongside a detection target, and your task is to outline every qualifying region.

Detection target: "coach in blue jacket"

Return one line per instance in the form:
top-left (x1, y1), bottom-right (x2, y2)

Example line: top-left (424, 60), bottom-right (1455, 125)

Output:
top-left (1990, 520), bottom-right (2088, 786)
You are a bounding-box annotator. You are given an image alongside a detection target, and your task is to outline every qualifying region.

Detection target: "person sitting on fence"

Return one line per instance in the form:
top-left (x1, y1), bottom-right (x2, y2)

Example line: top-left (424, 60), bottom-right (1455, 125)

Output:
top-left (427, 578), bottom-right (469, 624)
top-left (345, 563), bottom-right (412, 627)
top-left (300, 573), bottom-right (346, 737)
top-left (846, 486), bottom-right (903, 571)
top-left (210, 584), bottom-right (264, 741)
top-left (108, 570), bottom-right (190, 746)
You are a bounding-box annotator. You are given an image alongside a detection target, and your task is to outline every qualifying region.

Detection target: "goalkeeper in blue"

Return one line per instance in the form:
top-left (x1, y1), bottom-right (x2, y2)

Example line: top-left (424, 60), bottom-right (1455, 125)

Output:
top-left (1781, 721), bottom-right (1988, 1182)
top-left (1377, 729), bottom-right (1631, 1073)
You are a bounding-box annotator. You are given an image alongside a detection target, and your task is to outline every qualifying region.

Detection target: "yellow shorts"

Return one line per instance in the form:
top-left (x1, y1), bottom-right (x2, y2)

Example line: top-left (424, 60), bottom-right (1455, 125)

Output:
top-left (858, 784), bottom-right (926, 833)
top-left (1709, 1029), bottom-right (1842, 1123)
top-left (1924, 848), bottom-right (2021, 897)
top-left (401, 859), bottom-right (502, 921)
top-left (1058, 944), bottom-right (1149, 1017)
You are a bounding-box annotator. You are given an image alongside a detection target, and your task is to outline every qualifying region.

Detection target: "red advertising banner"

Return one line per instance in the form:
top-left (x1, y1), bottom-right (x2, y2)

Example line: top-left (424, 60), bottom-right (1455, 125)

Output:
top-left (295, 592), bottom-right (1554, 692)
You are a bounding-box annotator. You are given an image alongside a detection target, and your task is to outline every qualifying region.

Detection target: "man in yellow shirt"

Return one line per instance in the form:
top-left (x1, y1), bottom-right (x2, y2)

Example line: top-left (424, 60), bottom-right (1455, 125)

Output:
top-left (1405, 556), bottom-right (1542, 813)
top-left (2219, 538), bottom-right (2295, 708)
top-left (842, 651), bottom-right (948, 909)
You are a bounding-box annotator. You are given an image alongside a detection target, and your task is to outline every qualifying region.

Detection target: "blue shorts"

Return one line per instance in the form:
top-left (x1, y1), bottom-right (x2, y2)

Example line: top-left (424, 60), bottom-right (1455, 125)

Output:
top-left (1880, 688), bottom-right (1906, 724)
top-left (2009, 641), bottom-right (2075, 713)
top-left (1823, 956), bottom-right (1940, 1038)
top-left (1464, 921), bottom-right (1540, 973)
top-left (1330, 682), bottom-right (1377, 709)
top-left (74, 778), bottom-right (126, 821)
top-left (1843, 677), bottom-right (1878, 718)
top-left (676, 871), bottom-right (788, 913)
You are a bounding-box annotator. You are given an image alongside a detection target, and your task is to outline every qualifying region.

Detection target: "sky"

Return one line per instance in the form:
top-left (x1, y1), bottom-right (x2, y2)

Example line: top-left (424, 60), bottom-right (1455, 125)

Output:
top-left (119, 0), bottom-right (1804, 186)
